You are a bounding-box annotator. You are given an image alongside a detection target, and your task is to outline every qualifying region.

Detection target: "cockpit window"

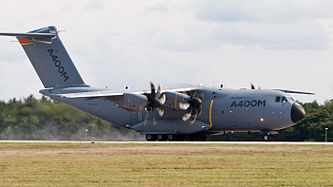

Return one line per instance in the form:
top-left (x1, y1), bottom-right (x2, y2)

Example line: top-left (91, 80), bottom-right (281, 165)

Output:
top-left (288, 97), bottom-right (295, 102)
top-left (275, 96), bottom-right (281, 102)
top-left (281, 96), bottom-right (288, 103)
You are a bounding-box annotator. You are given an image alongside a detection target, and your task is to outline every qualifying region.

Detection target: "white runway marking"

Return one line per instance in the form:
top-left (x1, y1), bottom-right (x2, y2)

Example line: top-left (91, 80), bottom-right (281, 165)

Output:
top-left (0, 140), bottom-right (332, 145)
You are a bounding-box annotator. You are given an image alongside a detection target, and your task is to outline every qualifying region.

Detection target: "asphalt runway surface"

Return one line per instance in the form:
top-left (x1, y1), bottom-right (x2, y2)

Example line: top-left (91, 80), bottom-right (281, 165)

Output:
top-left (0, 140), bottom-right (332, 145)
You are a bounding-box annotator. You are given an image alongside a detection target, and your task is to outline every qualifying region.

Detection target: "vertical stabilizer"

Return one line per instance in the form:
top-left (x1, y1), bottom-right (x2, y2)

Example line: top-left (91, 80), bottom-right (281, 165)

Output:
top-left (0, 26), bottom-right (87, 88)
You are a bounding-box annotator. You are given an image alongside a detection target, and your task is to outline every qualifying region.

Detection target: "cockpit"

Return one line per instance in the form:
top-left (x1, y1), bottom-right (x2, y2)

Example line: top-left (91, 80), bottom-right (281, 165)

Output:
top-left (275, 96), bottom-right (295, 103)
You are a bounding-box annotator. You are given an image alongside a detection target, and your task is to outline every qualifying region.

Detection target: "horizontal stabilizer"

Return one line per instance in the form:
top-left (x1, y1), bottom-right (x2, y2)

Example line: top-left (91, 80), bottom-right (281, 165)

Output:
top-left (0, 32), bottom-right (56, 37)
top-left (0, 32), bottom-right (56, 44)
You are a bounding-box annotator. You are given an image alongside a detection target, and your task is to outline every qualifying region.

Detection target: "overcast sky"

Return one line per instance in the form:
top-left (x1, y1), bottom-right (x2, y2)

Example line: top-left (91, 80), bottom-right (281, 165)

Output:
top-left (0, 0), bottom-right (332, 103)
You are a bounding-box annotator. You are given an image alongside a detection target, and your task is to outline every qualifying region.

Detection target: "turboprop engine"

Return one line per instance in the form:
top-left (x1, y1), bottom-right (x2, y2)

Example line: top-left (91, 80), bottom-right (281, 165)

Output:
top-left (111, 93), bottom-right (147, 112)
top-left (162, 91), bottom-right (203, 124)
top-left (163, 91), bottom-right (191, 110)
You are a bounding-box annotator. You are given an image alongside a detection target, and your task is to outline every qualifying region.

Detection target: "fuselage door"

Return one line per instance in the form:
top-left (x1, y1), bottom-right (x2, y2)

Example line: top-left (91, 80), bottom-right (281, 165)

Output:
top-left (229, 113), bottom-right (238, 127)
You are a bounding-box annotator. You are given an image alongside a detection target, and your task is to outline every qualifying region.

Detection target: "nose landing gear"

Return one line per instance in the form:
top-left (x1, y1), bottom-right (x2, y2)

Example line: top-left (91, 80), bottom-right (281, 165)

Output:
top-left (263, 133), bottom-right (273, 141)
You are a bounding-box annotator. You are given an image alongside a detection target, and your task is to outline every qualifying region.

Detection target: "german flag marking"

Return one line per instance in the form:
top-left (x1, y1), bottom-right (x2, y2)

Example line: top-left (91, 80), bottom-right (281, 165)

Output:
top-left (18, 40), bottom-right (32, 45)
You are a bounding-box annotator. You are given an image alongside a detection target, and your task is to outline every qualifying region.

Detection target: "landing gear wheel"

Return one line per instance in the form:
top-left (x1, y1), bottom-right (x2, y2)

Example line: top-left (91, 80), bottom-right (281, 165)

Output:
top-left (146, 134), bottom-right (157, 141)
top-left (157, 134), bottom-right (167, 141)
top-left (263, 134), bottom-right (272, 141)
top-left (167, 134), bottom-right (177, 141)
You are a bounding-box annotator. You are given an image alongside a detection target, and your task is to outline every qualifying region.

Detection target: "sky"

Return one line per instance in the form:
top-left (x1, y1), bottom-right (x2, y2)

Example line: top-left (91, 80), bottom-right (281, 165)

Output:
top-left (0, 0), bottom-right (332, 103)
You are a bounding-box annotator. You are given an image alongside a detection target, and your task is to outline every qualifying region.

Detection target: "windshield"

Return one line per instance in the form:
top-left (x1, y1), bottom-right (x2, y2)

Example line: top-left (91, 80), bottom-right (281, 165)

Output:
top-left (275, 96), bottom-right (293, 103)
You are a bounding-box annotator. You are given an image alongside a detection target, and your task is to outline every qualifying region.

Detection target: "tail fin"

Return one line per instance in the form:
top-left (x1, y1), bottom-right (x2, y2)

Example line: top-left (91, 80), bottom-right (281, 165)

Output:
top-left (0, 26), bottom-right (87, 88)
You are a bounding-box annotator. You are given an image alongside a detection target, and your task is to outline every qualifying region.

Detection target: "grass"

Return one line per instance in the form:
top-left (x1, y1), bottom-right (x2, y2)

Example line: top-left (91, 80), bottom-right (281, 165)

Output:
top-left (0, 143), bottom-right (332, 186)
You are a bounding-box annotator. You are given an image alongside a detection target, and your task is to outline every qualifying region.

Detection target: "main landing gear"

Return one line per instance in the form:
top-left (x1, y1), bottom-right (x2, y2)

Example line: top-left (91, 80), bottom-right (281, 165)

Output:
top-left (145, 134), bottom-right (157, 141)
top-left (145, 134), bottom-right (207, 141)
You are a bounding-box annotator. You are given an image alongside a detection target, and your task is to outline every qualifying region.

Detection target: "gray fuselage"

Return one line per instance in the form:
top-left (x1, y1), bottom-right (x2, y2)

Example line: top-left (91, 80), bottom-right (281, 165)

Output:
top-left (42, 86), bottom-right (302, 135)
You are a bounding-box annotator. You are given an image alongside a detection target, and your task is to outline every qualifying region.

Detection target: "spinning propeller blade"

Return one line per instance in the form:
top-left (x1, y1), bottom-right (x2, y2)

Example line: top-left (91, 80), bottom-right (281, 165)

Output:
top-left (144, 82), bottom-right (165, 125)
top-left (182, 90), bottom-right (203, 124)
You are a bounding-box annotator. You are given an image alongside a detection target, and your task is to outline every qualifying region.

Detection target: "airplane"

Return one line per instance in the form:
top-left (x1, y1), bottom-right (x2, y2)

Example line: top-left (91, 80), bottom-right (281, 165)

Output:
top-left (0, 26), bottom-right (313, 141)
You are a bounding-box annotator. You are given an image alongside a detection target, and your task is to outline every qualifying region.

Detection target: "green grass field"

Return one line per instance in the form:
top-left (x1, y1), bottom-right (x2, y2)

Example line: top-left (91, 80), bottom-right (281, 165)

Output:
top-left (0, 143), bottom-right (332, 186)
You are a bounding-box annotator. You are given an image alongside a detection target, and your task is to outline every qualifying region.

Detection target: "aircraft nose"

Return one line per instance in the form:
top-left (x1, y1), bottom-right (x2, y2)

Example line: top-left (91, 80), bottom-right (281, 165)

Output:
top-left (291, 103), bottom-right (305, 123)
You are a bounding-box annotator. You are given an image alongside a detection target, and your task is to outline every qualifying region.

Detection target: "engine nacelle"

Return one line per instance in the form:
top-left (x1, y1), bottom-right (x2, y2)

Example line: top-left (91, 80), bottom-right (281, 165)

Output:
top-left (113, 93), bottom-right (147, 112)
top-left (163, 91), bottom-right (190, 110)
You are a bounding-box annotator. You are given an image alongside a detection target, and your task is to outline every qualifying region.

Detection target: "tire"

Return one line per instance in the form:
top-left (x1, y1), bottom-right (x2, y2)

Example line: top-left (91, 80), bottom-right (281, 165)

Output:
top-left (146, 134), bottom-right (157, 141)
top-left (157, 134), bottom-right (167, 141)
top-left (167, 134), bottom-right (177, 141)
top-left (263, 134), bottom-right (270, 141)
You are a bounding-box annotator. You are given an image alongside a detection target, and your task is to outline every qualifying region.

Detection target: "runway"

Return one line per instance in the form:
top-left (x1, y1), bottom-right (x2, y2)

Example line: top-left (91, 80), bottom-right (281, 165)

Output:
top-left (0, 140), bottom-right (332, 145)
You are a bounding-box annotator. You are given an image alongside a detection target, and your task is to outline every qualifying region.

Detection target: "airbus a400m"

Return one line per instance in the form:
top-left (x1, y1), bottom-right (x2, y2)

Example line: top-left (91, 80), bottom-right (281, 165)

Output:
top-left (0, 26), bottom-right (313, 141)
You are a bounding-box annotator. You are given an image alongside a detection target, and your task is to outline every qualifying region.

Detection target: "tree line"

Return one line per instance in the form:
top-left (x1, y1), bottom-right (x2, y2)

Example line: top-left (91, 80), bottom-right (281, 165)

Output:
top-left (0, 95), bottom-right (143, 140)
top-left (0, 95), bottom-right (331, 141)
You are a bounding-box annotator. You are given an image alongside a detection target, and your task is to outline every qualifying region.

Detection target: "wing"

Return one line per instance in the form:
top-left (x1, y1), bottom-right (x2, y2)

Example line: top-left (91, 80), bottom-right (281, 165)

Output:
top-left (50, 89), bottom-right (144, 99)
top-left (48, 85), bottom-right (197, 113)
top-left (274, 89), bottom-right (315, 95)
top-left (47, 83), bottom-right (204, 124)
top-left (49, 86), bottom-right (195, 99)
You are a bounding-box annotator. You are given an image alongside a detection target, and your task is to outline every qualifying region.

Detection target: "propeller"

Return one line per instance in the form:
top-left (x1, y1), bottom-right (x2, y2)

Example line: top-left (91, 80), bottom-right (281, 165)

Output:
top-left (250, 83), bottom-right (255, 89)
top-left (250, 83), bottom-right (262, 90)
top-left (144, 81), bottom-right (166, 125)
top-left (182, 91), bottom-right (204, 125)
